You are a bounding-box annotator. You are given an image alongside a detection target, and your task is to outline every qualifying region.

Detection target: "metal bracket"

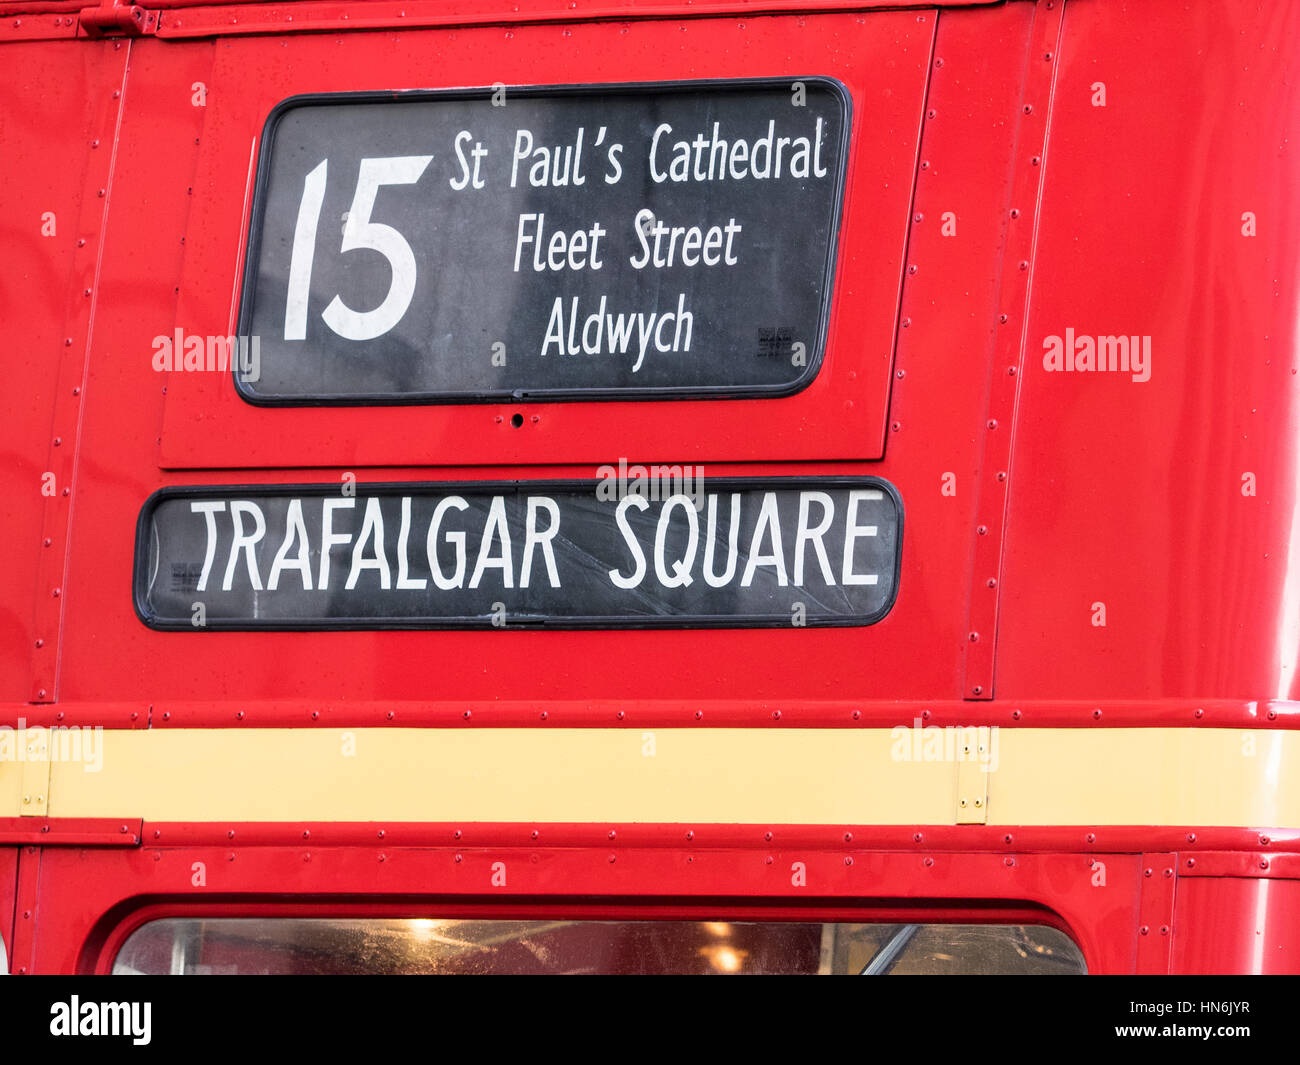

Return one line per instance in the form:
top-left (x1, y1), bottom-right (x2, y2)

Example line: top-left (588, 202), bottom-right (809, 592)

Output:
top-left (954, 728), bottom-right (990, 824)
top-left (79, 0), bottom-right (157, 37)
top-left (18, 730), bottom-right (51, 818)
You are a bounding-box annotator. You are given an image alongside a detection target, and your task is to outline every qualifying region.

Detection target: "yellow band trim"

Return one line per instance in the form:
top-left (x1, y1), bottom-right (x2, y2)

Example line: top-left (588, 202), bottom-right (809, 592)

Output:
top-left (1, 727), bottom-right (1296, 826)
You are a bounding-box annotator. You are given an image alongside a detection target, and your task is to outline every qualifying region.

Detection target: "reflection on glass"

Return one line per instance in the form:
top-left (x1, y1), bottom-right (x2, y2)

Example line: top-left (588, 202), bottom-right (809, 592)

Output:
top-left (113, 918), bottom-right (1086, 976)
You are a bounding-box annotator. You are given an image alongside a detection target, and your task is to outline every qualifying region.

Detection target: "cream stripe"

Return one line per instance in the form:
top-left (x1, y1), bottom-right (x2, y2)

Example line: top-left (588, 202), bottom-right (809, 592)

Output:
top-left (0, 727), bottom-right (1293, 826)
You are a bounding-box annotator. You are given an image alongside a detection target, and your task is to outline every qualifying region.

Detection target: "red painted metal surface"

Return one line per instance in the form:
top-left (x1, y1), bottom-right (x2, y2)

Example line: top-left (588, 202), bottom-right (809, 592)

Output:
top-left (1, 0), bottom-right (1298, 972)
top-left (0, 846), bottom-right (15, 972)
top-left (1172, 877), bottom-right (1300, 976)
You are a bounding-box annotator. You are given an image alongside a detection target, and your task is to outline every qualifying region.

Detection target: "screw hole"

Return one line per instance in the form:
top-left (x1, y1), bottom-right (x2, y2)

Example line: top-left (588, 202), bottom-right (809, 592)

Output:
top-left (510, 413), bottom-right (524, 428)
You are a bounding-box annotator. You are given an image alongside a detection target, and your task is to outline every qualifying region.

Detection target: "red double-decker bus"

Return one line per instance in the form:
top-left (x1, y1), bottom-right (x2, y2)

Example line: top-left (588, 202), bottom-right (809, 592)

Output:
top-left (1, 0), bottom-right (1297, 976)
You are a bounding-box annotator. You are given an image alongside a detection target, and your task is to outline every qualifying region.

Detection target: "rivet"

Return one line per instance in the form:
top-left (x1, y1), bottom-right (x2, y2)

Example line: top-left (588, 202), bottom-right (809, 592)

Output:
top-left (969, 632), bottom-right (979, 642)
top-left (901, 318), bottom-right (911, 329)
top-left (844, 856), bottom-right (853, 866)
top-left (608, 830), bottom-right (616, 840)
top-left (934, 58), bottom-right (943, 68)
top-left (1144, 868), bottom-right (1152, 877)
top-left (97, 189), bottom-right (105, 197)
top-left (91, 140), bottom-right (99, 149)
top-left (852, 710), bottom-right (861, 720)
top-left (914, 833), bottom-right (923, 843)
top-left (1004, 856), bottom-right (1014, 866)
top-left (1004, 834), bottom-right (1013, 844)
top-left (926, 109), bottom-right (936, 119)
top-left (454, 854), bottom-right (462, 863)
top-left (920, 160), bottom-right (930, 170)
top-left (72, 387), bottom-right (80, 395)
top-left (1260, 858), bottom-right (1269, 870)
top-left (1030, 157), bottom-right (1041, 167)
top-left (608, 854), bottom-right (616, 863)
top-left (52, 587), bottom-right (61, 597)
top-left (1260, 834), bottom-right (1270, 845)
top-left (1187, 833), bottom-right (1197, 843)
top-left (1012, 709), bottom-right (1021, 720)
top-left (540, 711), bottom-right (548, 720)
top-left (923, 857), bottom-right (934, 867)
top-left (1007, 366), bottom-right (1017, 376)
top-left (896, 369), bottom-right (905, 379)
top-left (1186, 858), bottom-right (1196, 868)
top-left (977, 525), bottom-right (987, 535)
top-left (996, 472), bottom-right (1006, 482)
top-left (64, 338), bottom-right (73, 346)
top-left (1159, 926), bottom-right (1169, 936)
top-left (1086, 833), bottom-right (1096, 843)
top-left (1018, 260), bottom-right (1029, 270)
top-left (765, 831), bottom-right (773, 841)
top-left (694, 710), bottom-right (703, 720)
top-left (913, 213), bottom-right (923, 223)
top-left (1022, 104), bottom-right (1032, 115)
top-left (987, 419), bottom-right (997, 430)
top-left (907, 264), bottom-right (918, 275)
top-left (377, 829), bottom-right (385, 838)
top-left (1163, 868), bottom-right (1173, 878)
top-left (686, 830), bottom-right (694, 841)
top-left (378, 854), bottom-right (386, 862)
top-left (765, 856), bottom-right (773, 864)
top-left (463, 710), bottom-right (472, 720)
top-left (302, 830), bottom-right (310, 840)
top-left (1194, 708), bottom-right (1204, 719)
top-left (972, 685), bottom-right (983, 696)
top-left (616, 710), bottom-right (625, 720)
top-left (1139, 925), bottom-right (1149, 936)
top-left (1009, 209), bottom-right (1020, 219)
top-left (35, 639), bottom-right (43, 648)
top-left (891, 421), bottom-right (901, 432)
top-left (303, 852), bottom-right (311, 862)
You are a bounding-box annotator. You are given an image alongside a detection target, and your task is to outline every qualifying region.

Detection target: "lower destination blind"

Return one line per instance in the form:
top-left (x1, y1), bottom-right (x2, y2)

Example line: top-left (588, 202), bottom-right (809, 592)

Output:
top-left (134, 477), bottom-right (901, 629)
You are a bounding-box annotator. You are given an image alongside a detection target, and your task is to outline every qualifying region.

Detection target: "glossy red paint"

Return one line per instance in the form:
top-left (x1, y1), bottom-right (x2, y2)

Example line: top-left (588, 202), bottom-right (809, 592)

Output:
top-left (1, 0), bottom-right (1297, 973)
top-left (0, 846), bottom-right (16, 972)
top-left (1173, 877), bottom-right (1300, 976)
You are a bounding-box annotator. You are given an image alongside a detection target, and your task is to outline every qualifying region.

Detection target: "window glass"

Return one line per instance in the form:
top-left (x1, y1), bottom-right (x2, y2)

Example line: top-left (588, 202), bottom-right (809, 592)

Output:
top-left (113, 918), bottom-right (1085, 975)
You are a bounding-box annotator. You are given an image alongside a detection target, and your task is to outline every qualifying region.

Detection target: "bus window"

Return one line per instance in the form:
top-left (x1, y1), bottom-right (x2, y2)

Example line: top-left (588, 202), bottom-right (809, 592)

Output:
top-left (112, 917), bottom-right (1085, 976)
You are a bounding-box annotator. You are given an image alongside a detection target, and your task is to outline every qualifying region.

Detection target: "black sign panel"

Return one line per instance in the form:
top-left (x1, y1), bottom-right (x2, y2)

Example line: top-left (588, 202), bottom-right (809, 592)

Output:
top-left (135, 478), bottom-right (901, 629)
top-left (236, 79), bottom-right (849, 404)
